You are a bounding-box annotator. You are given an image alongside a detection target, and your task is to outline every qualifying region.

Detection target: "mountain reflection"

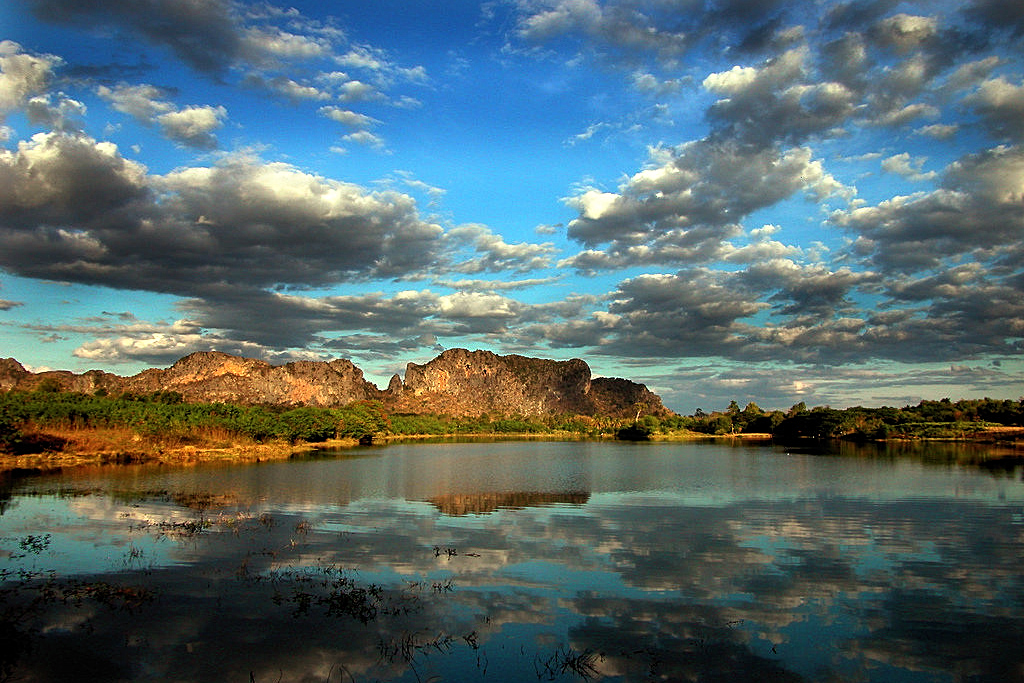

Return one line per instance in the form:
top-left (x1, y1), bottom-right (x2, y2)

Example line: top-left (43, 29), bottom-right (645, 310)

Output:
top-left (2, 441), bottom-right (1023, 682)
top-left (425, 491), bottom-right (590, 515)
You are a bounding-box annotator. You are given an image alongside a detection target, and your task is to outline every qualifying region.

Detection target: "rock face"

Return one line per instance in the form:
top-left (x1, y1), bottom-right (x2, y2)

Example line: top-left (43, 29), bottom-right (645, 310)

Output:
top-left (0, 358), bottom-right (123, 395)
top-left (0, 349), bottom-right (671, 418)
top-left (393, 348), bottom-right (667, 418)
top-left (395, 349), bottom-right (594, 416)
top-left (121, 352), bottom-right (382, 405)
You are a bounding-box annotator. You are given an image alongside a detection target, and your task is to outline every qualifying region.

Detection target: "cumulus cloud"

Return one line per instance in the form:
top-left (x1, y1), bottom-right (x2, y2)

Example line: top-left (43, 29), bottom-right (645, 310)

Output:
top-left (0, 133), bottom-right (444, 296)
top-left (833, 145), bottom-right (1024, 273)
top-left (98, 83), bottom-right (227, 148)
top-left (508, 1), bottom-right (1024, 379)
top-left (966, 76), bottom-right (1024, 141)
top-left (72, 319), bottom-right (211, 364)
top-left (562, 138), bottom-right (845, 268)
top-left (336, 45), bottom-right (429, 86)
top-left (174, 286), bottom-right (534, 350)
top-left (880, 152), bottom-right (936, 181)
top-left (28, 0), bottom-right (424, 110)
top-left (432, 276), bottom-right (563, 292)
top-left (444, 224), bottom-right (557, 274)
top-left (512, 0), bottom-right (802, 69)
top-left (537, 245), bottom-right (1022, 368)
top-left (869, 13), bottom-right (939, 53)
top-left (515, 0), bottom-right (689, 66)
top-left (341, 130), bottom-right (386, 149)
top-left (318, 106), bottom-right (378, 130)
top-left (963, 0), bottom-right (1024, 39)
top-left (739, 259), bottom-right (875, 318)
top-left (0, 40), bottom-right (61, 117)
top-left (243, 74), bottom-right (331, 101)
top-left (538, 269), bottom-right (765, 357)
top-left (0, 129), bottom-right (565, 352)
top-left (29, 0), bottom-right (244, 74)
top-left (704, 47), bottom-right (857, 144)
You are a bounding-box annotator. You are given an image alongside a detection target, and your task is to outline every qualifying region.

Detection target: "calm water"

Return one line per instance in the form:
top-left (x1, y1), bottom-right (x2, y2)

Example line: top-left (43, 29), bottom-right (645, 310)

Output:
top-left (1, 440), bottom-right (1023, 683)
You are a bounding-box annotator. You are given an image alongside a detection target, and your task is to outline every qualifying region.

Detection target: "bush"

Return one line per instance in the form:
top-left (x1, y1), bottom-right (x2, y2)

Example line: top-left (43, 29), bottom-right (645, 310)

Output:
top-left (277, 407), bottom-right (339, 444)
top-left (0, 404), bottom-right (24, 453)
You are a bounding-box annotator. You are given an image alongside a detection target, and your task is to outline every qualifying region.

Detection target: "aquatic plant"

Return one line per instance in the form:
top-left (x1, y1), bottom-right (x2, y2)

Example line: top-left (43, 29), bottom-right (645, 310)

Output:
top-left (535, 646), bottom-right (603, 680)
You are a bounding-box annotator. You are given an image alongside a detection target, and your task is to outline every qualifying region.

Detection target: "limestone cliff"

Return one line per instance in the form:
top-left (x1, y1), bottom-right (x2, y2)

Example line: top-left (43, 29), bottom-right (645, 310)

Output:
top-left (393, 349), bottom-right (593, 416)
top-left (121, 351), bottom-right (382, 405)
top-left (0, 358), bottom-right (122, 394)
top-left (392, 348), bottom-right (667, 418)
top-left (0, 349), bottom-right (670, 418)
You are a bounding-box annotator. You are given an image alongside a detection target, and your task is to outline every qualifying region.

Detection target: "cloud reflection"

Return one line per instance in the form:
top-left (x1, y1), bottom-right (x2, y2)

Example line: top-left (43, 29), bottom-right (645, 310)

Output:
top-left (2, 443), bottom-right (1023, 681)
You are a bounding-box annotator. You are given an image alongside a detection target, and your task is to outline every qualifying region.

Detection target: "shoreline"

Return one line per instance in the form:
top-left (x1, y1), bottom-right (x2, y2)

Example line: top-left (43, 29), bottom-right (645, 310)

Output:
top-left (3, 427), bottom-right (1021, 475)
top-left (0, 429), bottom-right (771, 473)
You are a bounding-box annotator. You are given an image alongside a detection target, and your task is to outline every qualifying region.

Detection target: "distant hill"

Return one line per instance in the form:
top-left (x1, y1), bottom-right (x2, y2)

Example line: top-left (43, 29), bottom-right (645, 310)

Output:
top-left (0, 349), bottom-right (670, 419)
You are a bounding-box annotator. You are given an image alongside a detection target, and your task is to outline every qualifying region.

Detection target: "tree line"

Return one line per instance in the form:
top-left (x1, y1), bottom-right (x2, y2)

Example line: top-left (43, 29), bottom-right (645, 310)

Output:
top-left (650, 397), bottom-right (1024, 440)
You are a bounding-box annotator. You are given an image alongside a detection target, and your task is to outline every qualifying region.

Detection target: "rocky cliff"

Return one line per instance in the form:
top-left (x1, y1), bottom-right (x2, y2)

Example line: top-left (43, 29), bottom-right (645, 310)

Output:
top-left (1, 349), bottom-right (670, 418)
top-left (391, 348), bottom-right (668, 418)
top-left (122, 352), bottom-right (381, 406)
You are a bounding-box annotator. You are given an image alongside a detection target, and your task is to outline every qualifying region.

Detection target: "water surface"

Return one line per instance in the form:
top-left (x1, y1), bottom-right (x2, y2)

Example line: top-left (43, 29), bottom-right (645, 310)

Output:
top-left (1, 440), bottom-right (1022, 682)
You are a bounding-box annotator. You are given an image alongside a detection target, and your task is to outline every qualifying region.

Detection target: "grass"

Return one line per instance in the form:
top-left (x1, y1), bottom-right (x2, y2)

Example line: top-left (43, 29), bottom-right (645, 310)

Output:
top-left (0, 423), bottom-right (356, 472)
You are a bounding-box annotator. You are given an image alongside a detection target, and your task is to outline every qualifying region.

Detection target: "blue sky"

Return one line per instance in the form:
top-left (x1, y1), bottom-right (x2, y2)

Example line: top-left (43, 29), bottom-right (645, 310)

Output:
top-left (1, 0), bottom-right (1023, 413)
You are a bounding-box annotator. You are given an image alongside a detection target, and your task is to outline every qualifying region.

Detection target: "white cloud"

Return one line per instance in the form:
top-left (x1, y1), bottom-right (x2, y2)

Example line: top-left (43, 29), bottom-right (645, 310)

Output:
top-left (0, 134), bottom-right (444, 296)
top-left (444, 224), bottom-right (557, 273)
top-left (967, 76), bottom-right (1024, 141)
top-left (156, 105), bottom-right (226, 148)
top-left (0, 41), bottom-right (61, 116)
top-left (702, 65), bottom-right (758, 94)
top-left (438, 291), bottom-right (519, 319)
top-left (870, 14), bottom-right (938, 53)
top-left (318, 106), bottom-right (377, 129)
top-left (880, 152), bottom-right (936, 182)
top-left (98, 83), bottom-right (226, 148)
top-left (564, 139), bottom-right (848, 264)
top-left (241, 26), bottom-right (332, 62)
top-left (342, 130), bottom-right (386, 149)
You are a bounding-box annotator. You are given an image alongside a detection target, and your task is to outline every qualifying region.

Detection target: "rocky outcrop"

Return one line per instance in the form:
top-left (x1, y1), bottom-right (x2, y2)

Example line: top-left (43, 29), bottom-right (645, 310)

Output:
top-left (0, 349), bottom-right (671, 418)
top-left (394, 349), bottom-right (593, 416)
top-left (0, 358), bottom-right (30, 391)
top-left (0, 358), bottom-right (122, 394)
top-left (392, 348), bottom-right (668, 418)
top-left (121, 351), bottom-right (383, 405)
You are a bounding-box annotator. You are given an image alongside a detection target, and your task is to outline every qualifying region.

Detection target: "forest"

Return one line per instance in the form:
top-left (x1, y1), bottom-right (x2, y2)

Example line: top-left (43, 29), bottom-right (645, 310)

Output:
top-left (2, 386), bottom-right (1023, 457)
top-left (662, 397), bottom-right (1024, 440)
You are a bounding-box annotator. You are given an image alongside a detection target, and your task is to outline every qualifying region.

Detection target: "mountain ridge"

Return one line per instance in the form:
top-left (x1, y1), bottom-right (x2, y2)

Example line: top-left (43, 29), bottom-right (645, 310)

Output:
top-left (0, 349), bottom-right (671, 419)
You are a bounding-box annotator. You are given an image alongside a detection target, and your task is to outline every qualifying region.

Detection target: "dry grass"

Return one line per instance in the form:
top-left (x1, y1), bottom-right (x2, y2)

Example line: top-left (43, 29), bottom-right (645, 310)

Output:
top-left (1, 424), bottom-right (360, 472)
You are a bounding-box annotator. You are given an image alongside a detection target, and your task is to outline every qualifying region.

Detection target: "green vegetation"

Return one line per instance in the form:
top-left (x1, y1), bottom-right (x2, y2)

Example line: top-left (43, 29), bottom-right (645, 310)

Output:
top-left (3, 387), bottom-right (1023, 463)
top-left (388, 412), bottom-right (609, 436)
top-left (655, 397), bottom-right (1024, 441)
top-left (0, 388), bottom-right (390, 454)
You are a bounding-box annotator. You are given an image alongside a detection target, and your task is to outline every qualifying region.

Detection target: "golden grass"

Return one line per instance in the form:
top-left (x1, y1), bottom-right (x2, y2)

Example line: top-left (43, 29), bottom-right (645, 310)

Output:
top-left (1, 424), bottom-right (360, 472)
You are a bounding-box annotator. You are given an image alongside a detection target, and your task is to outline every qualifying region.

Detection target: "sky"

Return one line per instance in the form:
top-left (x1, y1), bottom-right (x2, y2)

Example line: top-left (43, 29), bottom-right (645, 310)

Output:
top-left (1, 0), bottom-right (1023, 414)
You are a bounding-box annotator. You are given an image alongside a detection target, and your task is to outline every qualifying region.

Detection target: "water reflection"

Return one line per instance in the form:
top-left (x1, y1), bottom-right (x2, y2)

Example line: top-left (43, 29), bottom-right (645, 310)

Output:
top-left (1, 441), bottom-right (1023, 682)
top-left (426, 492), bottom-right (591, 515)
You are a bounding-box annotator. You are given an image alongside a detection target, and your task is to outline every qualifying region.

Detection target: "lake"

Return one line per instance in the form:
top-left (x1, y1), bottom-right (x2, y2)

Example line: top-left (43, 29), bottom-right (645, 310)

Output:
top-left (1, 439), bottom-right (1023, 682)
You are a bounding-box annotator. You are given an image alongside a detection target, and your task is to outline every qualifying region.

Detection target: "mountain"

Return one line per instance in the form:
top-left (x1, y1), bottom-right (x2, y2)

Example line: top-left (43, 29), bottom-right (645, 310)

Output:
top-left (0, 349), bottom-right (670, 418)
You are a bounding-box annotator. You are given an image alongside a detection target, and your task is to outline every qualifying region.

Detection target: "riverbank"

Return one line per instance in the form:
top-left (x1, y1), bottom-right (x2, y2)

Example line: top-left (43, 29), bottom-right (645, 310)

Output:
top-left (0, 425), bottom-right (366, 473)
top-left (4, 425), bottom-right (1021, 475)
top-left (0, 425), bottom-right (773, 473)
